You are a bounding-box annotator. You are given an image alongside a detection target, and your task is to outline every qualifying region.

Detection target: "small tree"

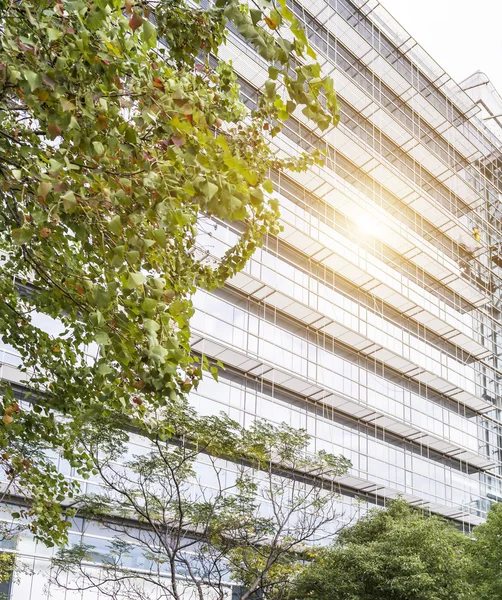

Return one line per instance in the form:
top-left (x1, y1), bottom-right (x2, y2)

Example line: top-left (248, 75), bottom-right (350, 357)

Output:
top-left (0, 548), bottom-right (32, 600)
top-left (0, 552), bottom-right (15, 589)
top-left (291, 499), bottom-right (474, 600)
top-left (467, 502), bottom-right (502, 600)
top-left (49, 413), bottom-right (350, 600)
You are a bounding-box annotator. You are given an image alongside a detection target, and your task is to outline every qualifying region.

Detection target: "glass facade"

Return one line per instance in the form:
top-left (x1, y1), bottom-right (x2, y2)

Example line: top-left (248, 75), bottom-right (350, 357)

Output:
top-left (193, 0), bottom-right (502, 526)
top-left (4, 0), bottom-right (502, 597)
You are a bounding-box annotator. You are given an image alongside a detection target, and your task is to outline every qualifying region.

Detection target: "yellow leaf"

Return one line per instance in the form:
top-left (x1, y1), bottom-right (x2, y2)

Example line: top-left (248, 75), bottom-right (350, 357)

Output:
top-left (264, 16), bottom-right (277, 30)
top-left (36, 89), bottom-right (49, 101)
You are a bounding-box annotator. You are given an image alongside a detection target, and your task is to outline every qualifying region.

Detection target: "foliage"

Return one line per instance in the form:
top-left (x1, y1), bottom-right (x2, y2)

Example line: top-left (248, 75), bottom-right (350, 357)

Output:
top-left (0, 552), bottom-right (14, 600)
top-left (49, 414), bottom-right (350, 600)
top-left (467, 502), bottom-right (502, 600)
top-left (0, 549), bottom-right (33, 600)
top-left (291, 499), bottom-right (474, 600)
top-left (0, 0), bottom-right (340, 545)
top-left (0, 552), bottom-right (14, 585)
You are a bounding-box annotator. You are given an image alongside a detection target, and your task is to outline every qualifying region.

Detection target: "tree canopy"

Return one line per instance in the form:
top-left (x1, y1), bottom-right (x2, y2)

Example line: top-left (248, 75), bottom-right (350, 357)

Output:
top-left (49, 415), bottom-right (350, 600)
top-left (292, 499), bottom-right (474, 600)
top-left (467, 501), bottom-right (502, 600)
top-left (0, 0), bottom-right (340, 545)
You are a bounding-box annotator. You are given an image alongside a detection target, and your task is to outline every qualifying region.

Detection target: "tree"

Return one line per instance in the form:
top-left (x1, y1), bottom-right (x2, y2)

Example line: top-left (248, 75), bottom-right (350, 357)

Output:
top-left (467, 502), bottom-right (502, 600)
top-left (0, 552), bottom-right (15, 591)
top-left (291, 499), bottom-right (474, 600)
top-left (0, 549), bottom-right (31, 600)
top-left (48, 414), bottom-right (350, 600)
top-left (0, 0), bottom-right (340, 545)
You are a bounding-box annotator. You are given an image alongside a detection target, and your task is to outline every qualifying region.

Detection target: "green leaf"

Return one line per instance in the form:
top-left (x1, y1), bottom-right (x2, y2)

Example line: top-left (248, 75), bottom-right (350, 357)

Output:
top-left (93, 141), bottom-right (105, 156)
top-left (291, 20), bottom-right (308, 46)
top-left (24, 70), bottom-right (42, 91)
top-left (141, 298), bottom-right (157, 312)
top-left (143, 318), bottom-right (160, 333)
top-left (268, 66), bottom-right (280, 80)
top-left (47, 28), bottom-right (62, 42)
top-left (95, 332), bottom-right (111, 345)
top-left (141, 20), bottom-right (157, 48)
top-left (149, 345), bottom-right (168, 361)
top-left (49, 159), bottom-right (63, 174)
top-left (263, 179), bottom-right (274, 194)
top-left (200, 180), bottom-right (219, 200)
top-left (153, 228), bottom-right (166, 246)
top-left (111, 245), bottom-right (125, 267)
top-left (107, 216), bottom-right (122, 236)
top-left (126, 250), bottom-right (140, 264)
top-left (95, 288), bottom-right (112, 307)
top-left (12, 227), bottom-right (32, 245)
top-left (250, 9), bottom-right (262, 25)
top-left (269, 197), bottom-right (279, 212)
top-left (97, 362), bottom-right (113, 375)
top-left (89, 311), bottom-right (104, 327)
top-left (306, 44), bottom-right (317, 59)
top-left (125, 272), bottom-right (146, 289)
top-left (60, 98), bottom-right (76, 112)
top-left (61, 190), bottom-right (77, 212)
top-left (265, 80), bottom-right (277, 99)
top-left (125, 127), bottom-right (137, 144)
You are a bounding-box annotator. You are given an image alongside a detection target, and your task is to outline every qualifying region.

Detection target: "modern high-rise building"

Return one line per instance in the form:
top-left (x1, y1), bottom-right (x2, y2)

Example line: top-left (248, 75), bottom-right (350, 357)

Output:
top-left (3, 0), bottom-right (502, 597)
top-left (191, 0), bottom-right (502, 527)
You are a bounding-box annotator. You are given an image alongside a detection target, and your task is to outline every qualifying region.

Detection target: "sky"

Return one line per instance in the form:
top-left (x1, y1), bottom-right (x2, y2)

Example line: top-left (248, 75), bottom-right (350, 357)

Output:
top-left (379, 0), bottom-right (502, 94)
